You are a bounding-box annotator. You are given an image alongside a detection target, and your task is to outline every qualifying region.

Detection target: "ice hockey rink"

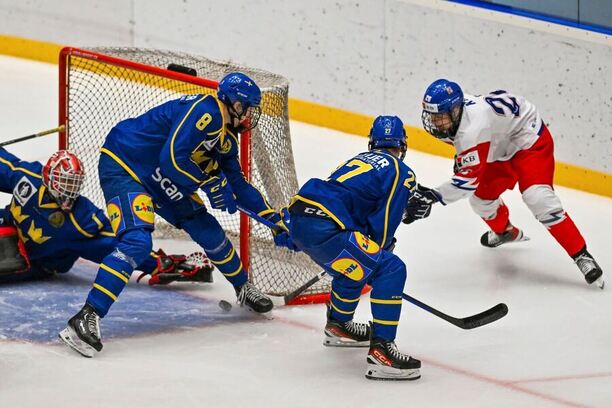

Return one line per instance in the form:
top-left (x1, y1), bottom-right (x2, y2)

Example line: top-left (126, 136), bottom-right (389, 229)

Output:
top-left (0, 55), bottom-right (611, 408)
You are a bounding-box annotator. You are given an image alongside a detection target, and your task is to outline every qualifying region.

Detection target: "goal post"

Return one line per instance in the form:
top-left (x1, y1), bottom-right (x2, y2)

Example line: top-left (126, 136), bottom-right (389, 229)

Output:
top-left (58, 46), bottom-right (331, 304)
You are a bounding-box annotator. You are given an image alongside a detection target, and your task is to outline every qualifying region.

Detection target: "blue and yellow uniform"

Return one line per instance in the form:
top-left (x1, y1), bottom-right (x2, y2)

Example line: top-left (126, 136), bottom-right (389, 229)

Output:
top-left (289, 149), bottom-right (416, 341)
top-left (0, 147), bottom-right (158, 283)
top-left (92, 93), bottom-right (273, 316)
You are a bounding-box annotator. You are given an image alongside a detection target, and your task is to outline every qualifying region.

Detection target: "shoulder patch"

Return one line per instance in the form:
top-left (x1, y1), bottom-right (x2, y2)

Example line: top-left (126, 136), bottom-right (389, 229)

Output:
top-left (13, 176), bottom-right (37, 206)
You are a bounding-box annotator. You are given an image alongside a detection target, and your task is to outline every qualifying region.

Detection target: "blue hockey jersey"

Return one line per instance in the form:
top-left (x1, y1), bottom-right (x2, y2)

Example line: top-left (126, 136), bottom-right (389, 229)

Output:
top-left (291, 151), bottom-right (417, 249)
top-left (100, 94), bottom-right (272, 216)
top-left (0, 147), bottom-right (124, 274)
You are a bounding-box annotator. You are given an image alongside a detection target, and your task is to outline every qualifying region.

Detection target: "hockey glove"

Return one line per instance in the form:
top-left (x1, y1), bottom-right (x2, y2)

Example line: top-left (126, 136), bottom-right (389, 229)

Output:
top-left (137, 250), bottom-right (214, 285)
top-left (201, 172), bottom-right (237, 214)
top-left (265, 208), bottom-right (300, 252)
top-left (402, 184), bottom-right (442, 224)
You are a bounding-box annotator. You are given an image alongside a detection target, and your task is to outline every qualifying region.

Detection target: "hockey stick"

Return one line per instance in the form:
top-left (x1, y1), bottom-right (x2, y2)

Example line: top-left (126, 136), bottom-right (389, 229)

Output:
top-left (236, 205), bottom-right (282, 232)
top-left (402, 293), bottom-right (508, 330)
top-left (0, 125), bottom-right (65, 147)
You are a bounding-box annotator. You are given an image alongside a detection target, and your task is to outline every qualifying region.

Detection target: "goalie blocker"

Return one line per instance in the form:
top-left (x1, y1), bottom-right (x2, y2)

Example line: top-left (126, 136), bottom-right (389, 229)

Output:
top-left (0, 225), bottom-right (30, 278)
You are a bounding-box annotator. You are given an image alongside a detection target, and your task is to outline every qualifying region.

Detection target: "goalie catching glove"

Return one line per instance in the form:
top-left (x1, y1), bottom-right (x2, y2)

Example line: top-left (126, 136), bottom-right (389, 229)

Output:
top-left (402, 184), bottom-right (443, 224)
top-left (264, 208), bottom-right (300, 252)
top-left (201, 172), bottom-right (237, 213)
top-left (137, 249), bottom-right (214, 285)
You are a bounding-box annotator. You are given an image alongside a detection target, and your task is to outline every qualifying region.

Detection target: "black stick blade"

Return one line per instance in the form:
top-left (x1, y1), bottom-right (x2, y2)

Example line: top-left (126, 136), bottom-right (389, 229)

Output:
top-left (458, 303), bottom-right (508, 330)
top-left (167, 63), bottom-right (197, 77)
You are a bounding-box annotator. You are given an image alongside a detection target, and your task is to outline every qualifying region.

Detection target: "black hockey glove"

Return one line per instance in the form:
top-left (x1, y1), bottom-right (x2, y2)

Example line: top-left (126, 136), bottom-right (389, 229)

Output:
top-left (402, 184), bottom-right (442, 225)
top-left (265, 208), bottom-right (300, 252)
top-left (201, 172), bottom-right (237, 214)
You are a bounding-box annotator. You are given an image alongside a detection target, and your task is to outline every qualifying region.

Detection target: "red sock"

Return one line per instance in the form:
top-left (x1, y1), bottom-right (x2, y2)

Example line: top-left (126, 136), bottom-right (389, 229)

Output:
top-left (483, 203), bottom-right (510, 234)
top-left (547, 214), bottom-right (586, 257)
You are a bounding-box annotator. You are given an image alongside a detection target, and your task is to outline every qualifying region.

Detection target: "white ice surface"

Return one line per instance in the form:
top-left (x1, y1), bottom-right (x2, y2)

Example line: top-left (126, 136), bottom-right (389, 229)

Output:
top-left (0, 55), bottom-right (611, 408)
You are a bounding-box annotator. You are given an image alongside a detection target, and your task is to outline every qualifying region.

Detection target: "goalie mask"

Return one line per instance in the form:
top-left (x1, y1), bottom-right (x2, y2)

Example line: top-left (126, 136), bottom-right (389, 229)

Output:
top-left (42, 150), bottom-right (85, 212)
top-left (217, 72), bottom-right (262, 132)
top-left (368, 115), bottom-right (408, 160)
top-left (421, 79), bottom-right (464, 141)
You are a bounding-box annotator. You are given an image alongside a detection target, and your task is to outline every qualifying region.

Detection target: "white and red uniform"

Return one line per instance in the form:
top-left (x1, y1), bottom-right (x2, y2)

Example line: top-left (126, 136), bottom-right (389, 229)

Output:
top-left (435, 91), bottom-right (585, 257)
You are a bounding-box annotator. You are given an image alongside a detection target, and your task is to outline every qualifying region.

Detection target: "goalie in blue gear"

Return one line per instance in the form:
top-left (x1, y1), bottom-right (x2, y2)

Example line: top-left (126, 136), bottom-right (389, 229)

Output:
top-left (60, 71), bottom-right (292, 358)
top-left (287, 116), bottom-right (422, 381)
top-left (0, 148), bottom-right (210, 285)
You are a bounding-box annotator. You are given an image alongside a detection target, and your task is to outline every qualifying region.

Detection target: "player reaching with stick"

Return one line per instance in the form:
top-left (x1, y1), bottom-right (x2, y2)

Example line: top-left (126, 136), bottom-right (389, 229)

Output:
top-left (287, 116), bottom-right (421, 381)
top-left (405, 79), bottom-right (604, 289)
top-left (59, 72), bottom-right (294, 357)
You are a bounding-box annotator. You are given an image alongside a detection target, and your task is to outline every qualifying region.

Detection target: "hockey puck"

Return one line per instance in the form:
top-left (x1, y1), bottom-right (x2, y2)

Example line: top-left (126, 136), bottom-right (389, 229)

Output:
top-left (218, 300), bottom-right (233, 312)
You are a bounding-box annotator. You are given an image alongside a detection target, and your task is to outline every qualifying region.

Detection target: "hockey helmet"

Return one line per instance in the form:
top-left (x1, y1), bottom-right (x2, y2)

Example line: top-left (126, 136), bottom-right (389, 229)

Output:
top-left (42, 150), bottom-right (85, 211)
top-left (217, 72), bottom-right (262, 131)
top-left (421, 79), bottom-right (464, 140)
top-left (368, 115), bottom-right (408, 160)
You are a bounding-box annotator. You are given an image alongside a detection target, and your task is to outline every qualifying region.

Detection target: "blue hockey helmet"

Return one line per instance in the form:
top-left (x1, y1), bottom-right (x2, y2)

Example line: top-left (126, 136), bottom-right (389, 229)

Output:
top-left (217, 72), bottom-right (262, 131)
top-left (421, 79), bottom-right (464, 140)
top-left (368, 115), bottom-right (407, 160)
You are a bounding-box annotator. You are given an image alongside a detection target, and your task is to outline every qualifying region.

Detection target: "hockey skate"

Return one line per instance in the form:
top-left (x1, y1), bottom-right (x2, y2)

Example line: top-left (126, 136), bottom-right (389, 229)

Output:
top-left (323, 304), bottom-right (370, 347)
top-left (236, 282), bottom-right (273, 313)
top-left (573, 248), bottom-right (605, 289)
top-left (366, 338), bottom-right (421, 381)
top-left (58, 303), bottom-right (103, 358)
top-left (480, 226), bottom-right (529, 248)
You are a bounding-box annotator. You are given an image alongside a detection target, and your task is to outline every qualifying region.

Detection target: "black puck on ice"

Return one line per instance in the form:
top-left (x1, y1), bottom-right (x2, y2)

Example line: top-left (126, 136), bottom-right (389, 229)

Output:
top-left (218, 300), bottom-right (233, 312)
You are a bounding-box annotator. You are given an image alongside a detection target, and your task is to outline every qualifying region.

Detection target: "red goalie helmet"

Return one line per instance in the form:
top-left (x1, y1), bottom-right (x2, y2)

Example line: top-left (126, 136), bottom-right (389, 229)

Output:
top-left (42, 150), bottom-right (85, 211)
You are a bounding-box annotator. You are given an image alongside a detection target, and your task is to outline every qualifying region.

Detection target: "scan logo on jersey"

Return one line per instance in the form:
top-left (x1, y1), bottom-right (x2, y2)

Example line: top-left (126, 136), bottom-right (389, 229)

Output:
top-left (129, 193), bottom-right (155, 226)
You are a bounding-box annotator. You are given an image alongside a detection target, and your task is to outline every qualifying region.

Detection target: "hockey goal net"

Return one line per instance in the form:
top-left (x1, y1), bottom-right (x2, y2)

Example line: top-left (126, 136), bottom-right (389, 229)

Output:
top-left (58, 47), bottom-right (330, 304)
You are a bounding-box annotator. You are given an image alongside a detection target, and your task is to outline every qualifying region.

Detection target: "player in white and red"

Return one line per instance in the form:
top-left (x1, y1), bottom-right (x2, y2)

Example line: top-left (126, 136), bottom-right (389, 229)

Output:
top-left (404, 79), bottom-right (604, 289)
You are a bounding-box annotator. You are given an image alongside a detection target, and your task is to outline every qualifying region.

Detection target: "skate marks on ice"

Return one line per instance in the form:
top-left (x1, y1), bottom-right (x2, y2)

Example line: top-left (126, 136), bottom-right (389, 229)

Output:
top-left (0, 260), bottom-right (251, 344)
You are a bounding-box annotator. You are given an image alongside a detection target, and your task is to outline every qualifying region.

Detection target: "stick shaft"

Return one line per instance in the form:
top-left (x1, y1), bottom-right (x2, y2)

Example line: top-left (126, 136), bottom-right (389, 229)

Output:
top-left (0, 125), bottom-right (65, 147)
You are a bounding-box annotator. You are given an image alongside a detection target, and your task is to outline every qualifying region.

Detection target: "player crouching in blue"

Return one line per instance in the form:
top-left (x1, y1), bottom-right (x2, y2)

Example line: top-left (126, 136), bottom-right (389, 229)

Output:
top-left (288, 116), bottom-right (421, 381)
top-left (60, 72), bottom-right (293, 358)
top-left (0, 148), bottom-right (208, 285)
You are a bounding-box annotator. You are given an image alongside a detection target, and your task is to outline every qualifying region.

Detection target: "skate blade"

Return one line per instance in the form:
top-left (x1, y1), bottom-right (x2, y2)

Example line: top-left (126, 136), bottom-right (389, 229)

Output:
top-left (323, 336), bottom-right (370, 348)
top-left (595, 277), bottom-right (605, 290)
top-left (365, 365), bottom-right (421, 381)
top-left (238, 303), bottom-right (274, 320)
top-left (58, 327), bottom-right (96, 358)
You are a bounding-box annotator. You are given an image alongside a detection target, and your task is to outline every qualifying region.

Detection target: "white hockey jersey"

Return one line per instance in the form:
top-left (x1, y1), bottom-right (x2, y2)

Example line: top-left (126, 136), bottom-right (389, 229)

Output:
top-left (436, 90), bottom-right (543, 204)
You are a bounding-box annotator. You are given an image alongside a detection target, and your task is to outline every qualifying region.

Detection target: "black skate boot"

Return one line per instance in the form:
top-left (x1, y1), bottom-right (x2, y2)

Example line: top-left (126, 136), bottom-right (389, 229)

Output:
top-left (236, 282), bottom-right (273, 313)
top-left (572, 247), bottom-right (605, 289)
top-left (58, 303), bottom-right (103, 358)
top-left (323, 304), bottom-right (370, 347)
top-left (366, 338), bottom-right (421, 381)
top-left (480, 226), bottom-right (529, 248)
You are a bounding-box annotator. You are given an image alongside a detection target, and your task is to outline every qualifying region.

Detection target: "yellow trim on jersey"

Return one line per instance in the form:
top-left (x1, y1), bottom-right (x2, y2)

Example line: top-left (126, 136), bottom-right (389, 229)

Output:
top-left (93, 283), bottom-right (118, 301)
top-left (225, 128), bottom-right (239, 145)
top-left (170, 95), bottom-right (209, 184)
top-left (100, 147), bottom-right (142, 184)
top-left (100, 263), bottom-right (129, 284)
top-left (69, 212), bottom-right (94, 238)
top-left (221, 262), bottom-right (243, 277)
top-left (212, 248), bottom-right (236, 265)
top-left (257, 208), bottom-right (275, 218)
top-left (291, 195), bottom-right (346, 230)
top-left (100, 231), bottom-right (115, 237)
top-left (330, 301), bottom-right (355, 315)
top-left (370, 298), bottom-right (402, 305)
top-left (37, 186), bottom-right (59, 209)
top-left (372, 318), bottom-right (399, 325)
top-left (381, 156), bottom-right (400, 247)
top-left (0, 157), bottom-right (42, 179)
top-left (92, 214), bottom-right (104, 230)
top-left (331, 290), bottom-right (360, 303)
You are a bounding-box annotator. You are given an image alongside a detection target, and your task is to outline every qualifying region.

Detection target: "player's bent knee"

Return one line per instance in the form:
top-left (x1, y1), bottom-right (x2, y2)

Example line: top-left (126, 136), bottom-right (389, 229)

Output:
top-left (521, 185), bottom-right (565, 224)
top-left (469, 195), bottom-right (501, 219)
top-left (115, 228), bottom-right (153, 266)
top-left (376, 254), bottom-right (407, 283)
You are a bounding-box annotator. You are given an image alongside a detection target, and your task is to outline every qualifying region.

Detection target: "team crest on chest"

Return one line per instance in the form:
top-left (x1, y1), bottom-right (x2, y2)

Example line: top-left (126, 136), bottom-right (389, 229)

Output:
top-left (48, 211), bottom-right (65, 228)
top-left (13, 176), bottom-right (36, 206)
